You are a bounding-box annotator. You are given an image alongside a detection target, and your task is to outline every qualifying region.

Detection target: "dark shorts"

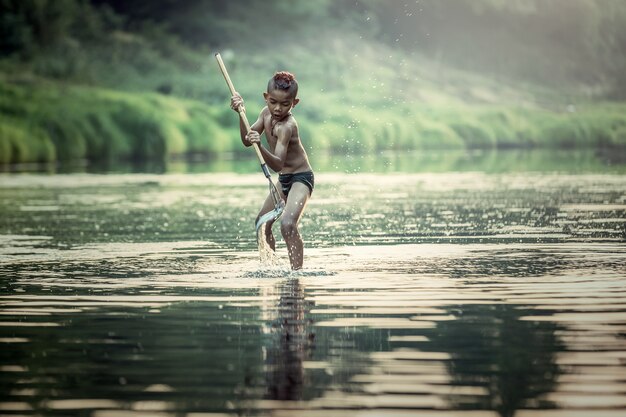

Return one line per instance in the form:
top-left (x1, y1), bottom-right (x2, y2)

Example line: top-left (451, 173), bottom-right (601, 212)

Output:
top-left (279, 171), bottom-right (315, 198)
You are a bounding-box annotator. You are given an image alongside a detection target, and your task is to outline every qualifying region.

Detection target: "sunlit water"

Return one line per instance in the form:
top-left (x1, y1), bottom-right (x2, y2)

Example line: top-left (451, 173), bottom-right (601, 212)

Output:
top-left (1, 153), bottom-right (625, 416)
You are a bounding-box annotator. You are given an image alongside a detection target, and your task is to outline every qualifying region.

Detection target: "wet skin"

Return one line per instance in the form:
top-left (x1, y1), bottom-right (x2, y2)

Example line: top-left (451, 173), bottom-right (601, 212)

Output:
top-left (231, 88), bottom-right (312, 270)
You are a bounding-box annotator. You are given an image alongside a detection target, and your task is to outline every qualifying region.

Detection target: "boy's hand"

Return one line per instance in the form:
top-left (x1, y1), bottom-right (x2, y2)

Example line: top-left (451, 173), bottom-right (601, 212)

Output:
top-left (230, 93), bottom-right (245, 113)
top-left (245, 130), bottom-right (260, 146)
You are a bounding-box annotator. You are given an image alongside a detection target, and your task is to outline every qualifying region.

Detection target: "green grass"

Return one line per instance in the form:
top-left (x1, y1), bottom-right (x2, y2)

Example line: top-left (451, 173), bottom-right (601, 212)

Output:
top-left (1, 34), bottom-right (626, 165)
top-left (0, 80), bottom-right (240, 164)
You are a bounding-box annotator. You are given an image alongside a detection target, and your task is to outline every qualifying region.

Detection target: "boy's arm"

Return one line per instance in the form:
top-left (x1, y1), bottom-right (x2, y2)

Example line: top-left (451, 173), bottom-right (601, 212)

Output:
top-left (231, 93), bottom-right (265, 147)
top-left (240, 109), bottom-right (265, 147)
top-left (256, 124), bottom-right (291, 172)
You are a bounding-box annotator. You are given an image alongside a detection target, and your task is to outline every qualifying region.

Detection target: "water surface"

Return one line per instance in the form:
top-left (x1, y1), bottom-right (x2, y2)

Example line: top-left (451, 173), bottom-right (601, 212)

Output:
top-left (1, 150), bottom-right (625, 416)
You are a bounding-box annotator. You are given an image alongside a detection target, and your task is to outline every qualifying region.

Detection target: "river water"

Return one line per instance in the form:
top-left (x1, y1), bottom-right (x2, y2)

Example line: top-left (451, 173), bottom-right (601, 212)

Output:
top-left (1, 150), bottom-right (625, 416)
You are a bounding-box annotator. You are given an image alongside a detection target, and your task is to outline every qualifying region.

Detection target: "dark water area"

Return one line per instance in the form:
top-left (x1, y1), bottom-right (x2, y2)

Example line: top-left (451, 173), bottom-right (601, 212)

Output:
top-left (1, 150), bottom-right (625, 416)
top-left (3, 149), bottom-right (626, 176)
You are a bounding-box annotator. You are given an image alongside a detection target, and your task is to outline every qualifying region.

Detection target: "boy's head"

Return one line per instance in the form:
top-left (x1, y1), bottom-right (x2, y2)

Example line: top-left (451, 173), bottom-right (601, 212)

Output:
top-left (267, 71), bottom-right (298, 98)
top-left (264, 71), bottom-right (299, 118)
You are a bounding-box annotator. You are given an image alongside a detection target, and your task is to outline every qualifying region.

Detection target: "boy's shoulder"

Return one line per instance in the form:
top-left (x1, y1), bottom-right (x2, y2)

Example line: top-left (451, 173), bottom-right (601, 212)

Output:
top-left (271, 116), bottom-right (298, 141)
top-left (278, 114), bottom-right (298, 130)
top-left (286, 114), bottom-right (298, 127)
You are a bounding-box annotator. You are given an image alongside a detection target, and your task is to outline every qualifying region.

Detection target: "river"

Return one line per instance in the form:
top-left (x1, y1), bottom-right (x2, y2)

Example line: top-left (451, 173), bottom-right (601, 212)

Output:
top-left (1, 150), bottom-right (625, 416)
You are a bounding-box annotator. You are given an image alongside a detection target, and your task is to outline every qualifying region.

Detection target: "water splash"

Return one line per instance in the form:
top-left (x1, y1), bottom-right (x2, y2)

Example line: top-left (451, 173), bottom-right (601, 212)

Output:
top-left (257, 222), bottom-right (282, 267)
top-left (242, 267), bottom-right (292, 279)
top-left (242, 266), bottom-right (336, 279)
top-left (252, 224), bottom-right (336, 278)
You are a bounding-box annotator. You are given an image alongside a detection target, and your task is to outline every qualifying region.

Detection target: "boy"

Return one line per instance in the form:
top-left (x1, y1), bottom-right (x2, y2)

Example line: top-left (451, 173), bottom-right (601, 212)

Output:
top-left (230, 71), bottom-right (314, 270)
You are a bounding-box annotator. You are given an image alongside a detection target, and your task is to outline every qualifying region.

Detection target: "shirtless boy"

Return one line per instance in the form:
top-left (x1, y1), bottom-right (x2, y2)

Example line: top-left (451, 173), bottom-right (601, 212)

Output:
top-left (230, 71), bottom-right (314, 270)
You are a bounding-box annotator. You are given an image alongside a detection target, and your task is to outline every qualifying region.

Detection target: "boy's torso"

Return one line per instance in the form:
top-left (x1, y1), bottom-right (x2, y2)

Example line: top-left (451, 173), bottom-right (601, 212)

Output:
top-left (262, 109), bottom-right (312, 174)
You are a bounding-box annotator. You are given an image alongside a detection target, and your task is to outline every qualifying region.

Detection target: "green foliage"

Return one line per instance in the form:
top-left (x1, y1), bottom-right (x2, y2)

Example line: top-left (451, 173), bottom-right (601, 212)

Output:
top-left (0, 80), bottom-right (238, 164)
top-left (0, 0), bottom-right (114, 56)
top-left (3, 73), bottom-right (626, 165)
top-left (414, 119), bottom-right (464, 149)
top-left (449, 119), bottom-right (496, 149)
top-left (1, 1), bottom-right (626, 165)
top-left (0, 115), bottom-right (55, 163)
top-left (477, 109), bottom-right (538, 148)
top-left (3, 0), bottom-right (626, 95)
top-left (533, 106), bottom-right (626, 149)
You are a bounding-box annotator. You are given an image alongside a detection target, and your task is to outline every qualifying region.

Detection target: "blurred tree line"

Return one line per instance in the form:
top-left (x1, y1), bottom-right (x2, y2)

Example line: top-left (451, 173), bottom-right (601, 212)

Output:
top-left (2, 0), bottom-right (624, 97)
top-left (365, 0), bottom-right (626, 97)
top-left (0, 0), bottom-right (119, 55)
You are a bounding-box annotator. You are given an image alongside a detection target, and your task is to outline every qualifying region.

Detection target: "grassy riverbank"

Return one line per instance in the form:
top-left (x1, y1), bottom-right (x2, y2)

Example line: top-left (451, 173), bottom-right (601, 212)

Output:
top-left (0, 79), bottom-right (236, 164)
top-left (1, 16), bottom-right (625, 165)
top-left (2, 74), bottom-right (625, 165)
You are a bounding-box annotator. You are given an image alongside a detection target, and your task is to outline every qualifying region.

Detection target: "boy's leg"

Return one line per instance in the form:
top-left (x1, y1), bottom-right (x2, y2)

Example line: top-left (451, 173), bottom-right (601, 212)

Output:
top-left (256, 187), bottom-right (286, 250)
top-left (280, 182), bottom-right (311, 270)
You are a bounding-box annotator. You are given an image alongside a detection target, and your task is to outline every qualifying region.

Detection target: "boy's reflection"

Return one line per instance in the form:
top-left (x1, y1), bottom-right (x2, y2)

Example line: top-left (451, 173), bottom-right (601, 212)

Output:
top-left (265, 278), bottom-right (315, 400)
top-left (430, 304), bottom-right (562, 416)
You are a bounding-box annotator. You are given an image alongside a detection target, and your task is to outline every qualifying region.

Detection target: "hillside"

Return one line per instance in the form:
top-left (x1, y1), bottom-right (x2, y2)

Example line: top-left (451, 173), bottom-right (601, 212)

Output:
top-left (1, 0), bottom-right (625, 165)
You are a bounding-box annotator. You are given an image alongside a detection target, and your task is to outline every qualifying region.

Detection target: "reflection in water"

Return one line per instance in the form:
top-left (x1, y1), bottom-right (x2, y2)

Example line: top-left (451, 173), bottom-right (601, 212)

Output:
top-left (357, 247), bottom-right (571, 279)
top-left (0, 298), bottom-right (268, 414)
top-left (6, 149), bottom-right (625, 175)
top-left (429, 305), bottom-right (562, 417)
top-left (265, 279), bottom-right (315, 401)
top-left (403, 248), bottom-right (569, 279)
top-left (0, 167), bottom-right (625, 416)
top-left (1, 245), bottom-right (625, 415)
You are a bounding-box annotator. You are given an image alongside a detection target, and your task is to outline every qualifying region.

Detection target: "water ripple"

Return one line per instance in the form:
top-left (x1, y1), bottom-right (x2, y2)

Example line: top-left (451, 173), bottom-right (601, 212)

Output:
top-left (1, 171), bottom-right (625, 416)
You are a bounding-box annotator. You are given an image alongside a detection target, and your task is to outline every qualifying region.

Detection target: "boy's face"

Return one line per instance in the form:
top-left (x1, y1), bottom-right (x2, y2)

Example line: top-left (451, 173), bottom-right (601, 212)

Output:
top-left (264, 89), bottom-right (299, 121)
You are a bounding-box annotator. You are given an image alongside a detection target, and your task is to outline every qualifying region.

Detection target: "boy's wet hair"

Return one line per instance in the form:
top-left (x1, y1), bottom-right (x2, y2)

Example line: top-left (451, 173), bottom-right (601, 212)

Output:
top-left (268, 71), bottom-right (298, 98)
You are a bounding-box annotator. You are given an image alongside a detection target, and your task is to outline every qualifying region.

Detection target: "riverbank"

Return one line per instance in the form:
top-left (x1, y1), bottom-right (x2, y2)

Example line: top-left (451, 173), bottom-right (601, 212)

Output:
top-left (2, 32), bottom-right (626, 165)
top-left (2, 76), bottom-right (625, 165)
